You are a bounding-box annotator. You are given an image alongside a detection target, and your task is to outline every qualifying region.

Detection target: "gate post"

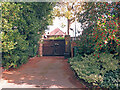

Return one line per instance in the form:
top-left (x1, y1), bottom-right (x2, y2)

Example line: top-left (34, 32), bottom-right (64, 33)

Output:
top-left (64, 35), bottom-right (71, 58)
top-left (39, 35), bottom-right (44, 57)
top-left (39, 43), bottom-right (43, 57)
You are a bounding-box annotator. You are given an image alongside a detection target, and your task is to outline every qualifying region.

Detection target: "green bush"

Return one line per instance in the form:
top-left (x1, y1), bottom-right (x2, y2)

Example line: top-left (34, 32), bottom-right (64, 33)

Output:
top-left (69, 2), bottom-right (120, 89)
top-left (2, 2), bottom-right (55, 69)
top-left (49, 36), bottom-right (65, 40)
top-left (69, 53), bottom-right (119, 88)
top-left (68, 55), bottom-right (82, 63)
top-left (76, 2), bottom-right (120, 58)
top-left (100, 69), bottom-right (120, 89)
top-left (55, 36), bottom-right (65, 40)
top-left (76, 35), bottom-right (96, 56)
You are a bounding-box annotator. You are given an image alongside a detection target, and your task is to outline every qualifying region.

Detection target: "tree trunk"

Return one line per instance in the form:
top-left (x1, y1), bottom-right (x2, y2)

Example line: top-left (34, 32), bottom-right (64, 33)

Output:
top-left (67, 19), bottom-right (71, 35)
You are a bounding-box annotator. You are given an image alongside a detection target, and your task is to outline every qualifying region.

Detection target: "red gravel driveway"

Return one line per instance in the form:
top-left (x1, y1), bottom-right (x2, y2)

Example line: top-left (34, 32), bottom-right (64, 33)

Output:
top-left (1, 56), bottom-right (86, 89)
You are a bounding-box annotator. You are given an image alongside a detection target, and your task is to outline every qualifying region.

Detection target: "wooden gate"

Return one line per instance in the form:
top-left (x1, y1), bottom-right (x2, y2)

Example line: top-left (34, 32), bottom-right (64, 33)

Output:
top-left (43, 39), bottom-right (65, 56)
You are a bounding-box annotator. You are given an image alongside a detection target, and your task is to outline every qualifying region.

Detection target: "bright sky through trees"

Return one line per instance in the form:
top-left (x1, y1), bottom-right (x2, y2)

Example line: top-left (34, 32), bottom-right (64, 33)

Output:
top-left (45, 1), bottom-right (83, 37)
top-left (45, 17), bottom-right (83, 37)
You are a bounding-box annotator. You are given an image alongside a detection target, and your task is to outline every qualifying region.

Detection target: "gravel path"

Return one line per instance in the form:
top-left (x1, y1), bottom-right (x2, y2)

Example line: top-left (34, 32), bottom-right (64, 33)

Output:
top-left (1, 56), bottom-right (86, 89)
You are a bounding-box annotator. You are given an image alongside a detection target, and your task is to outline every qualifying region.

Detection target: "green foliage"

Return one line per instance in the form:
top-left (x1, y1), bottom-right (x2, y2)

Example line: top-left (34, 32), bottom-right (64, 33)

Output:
top-left (53, 2), bottom-right (82, 35)
top-left (2, 2), bottom-right (55, 69)
top-left (69, 2), bottom-right (120, 89)
top-left (77, 2), bottom-right (119, 57)
top-left (49, 36), bottom-right (65, 40)
top-left (68, 55), bottom-right (82, 63)
top-left (68, 53), bottom-right (119, 88)
top-left (55, 36), bottom-right (65, 40)
top-left (94, 11), bottom-right (119, 56)
top-left (100, 69), bottom-right (120, 89)
top-left (76, 34), bottom-right (96, 56)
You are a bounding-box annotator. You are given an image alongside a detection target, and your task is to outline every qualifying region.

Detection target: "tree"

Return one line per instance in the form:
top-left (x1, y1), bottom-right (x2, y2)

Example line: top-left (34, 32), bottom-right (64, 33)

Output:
top-left (53, 1), bottom-right (83, 35)
top-left (69, 2), bottom-right (119, 89)
top-left (2, 2), bottom-right (55, 69)
top-left (77, 2), bottom-right (119, 57)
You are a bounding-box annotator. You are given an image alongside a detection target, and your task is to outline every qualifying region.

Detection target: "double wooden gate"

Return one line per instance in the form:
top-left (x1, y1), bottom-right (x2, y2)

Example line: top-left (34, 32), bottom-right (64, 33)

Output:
top-left (43, 39), bottom-right (65, 56)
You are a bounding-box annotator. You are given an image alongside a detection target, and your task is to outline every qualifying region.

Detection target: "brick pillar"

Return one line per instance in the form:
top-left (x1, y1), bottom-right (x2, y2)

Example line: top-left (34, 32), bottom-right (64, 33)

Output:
top-left (65, 35), bottom-right (71, 53)
top-left (39, 35), bottom-right (44, 57)
top-left (39, 43), bottom-right (43, 57)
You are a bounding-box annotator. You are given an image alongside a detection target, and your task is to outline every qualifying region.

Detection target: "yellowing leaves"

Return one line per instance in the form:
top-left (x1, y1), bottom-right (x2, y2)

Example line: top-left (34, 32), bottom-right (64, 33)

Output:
top-left (61, 7), bottom-right (66, 12)
top-left (65, 11), bottom-right (72, 19)
top-left (53, 2), bottom-right (83, 20)
top-left (2, 41), bottom-right (17, 52)
top-left (53, 8), bottom-right (60, 16)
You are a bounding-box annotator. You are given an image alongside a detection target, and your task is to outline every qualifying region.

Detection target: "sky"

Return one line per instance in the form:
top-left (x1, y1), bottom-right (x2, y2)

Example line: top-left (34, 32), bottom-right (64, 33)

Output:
top-left (45, 17), bottom-right (83, 37)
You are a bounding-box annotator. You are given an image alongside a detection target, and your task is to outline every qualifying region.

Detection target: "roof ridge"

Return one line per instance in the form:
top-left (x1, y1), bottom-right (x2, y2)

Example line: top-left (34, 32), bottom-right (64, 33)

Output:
top-left (49, 28), bottom-right (66, 35)
top-left (55, 30), bottom-right (61, 35)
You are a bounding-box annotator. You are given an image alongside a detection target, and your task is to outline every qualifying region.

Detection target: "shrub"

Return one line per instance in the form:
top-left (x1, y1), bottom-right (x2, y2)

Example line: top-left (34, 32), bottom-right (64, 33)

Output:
top-left (2, 2), bottom-right (55, 69)
top-left (69, 2), bottom-right (119, 89)
top-left (76, 35), bottom-right (96, 56)
top-left (100, 69), bottom-right (120, 89)
top-left (77, 2), bottom-right (120, 58)
top-left (55, 36), bottom-right (65, 40)
top-left (68, 55), bottom-right (82, 63)
top-left (69, 53), bottom-right (119, 87)
top-left (49, 36), bottom-right (65, 40)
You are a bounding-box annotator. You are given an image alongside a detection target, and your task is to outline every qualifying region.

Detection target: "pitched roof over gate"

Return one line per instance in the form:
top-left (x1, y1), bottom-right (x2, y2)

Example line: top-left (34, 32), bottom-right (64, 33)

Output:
top-left (49, 28), bottom-right (66, 35)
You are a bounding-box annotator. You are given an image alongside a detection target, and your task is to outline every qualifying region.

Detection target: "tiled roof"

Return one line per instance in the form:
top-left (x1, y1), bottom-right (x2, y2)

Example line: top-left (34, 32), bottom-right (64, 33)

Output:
top-left (49, 28), bottom-right (66, 35)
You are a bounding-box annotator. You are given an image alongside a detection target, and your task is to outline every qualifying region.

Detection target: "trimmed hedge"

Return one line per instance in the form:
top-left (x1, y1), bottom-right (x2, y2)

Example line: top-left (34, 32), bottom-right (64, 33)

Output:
top-left (2, 2), bottom-right (55, 69)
